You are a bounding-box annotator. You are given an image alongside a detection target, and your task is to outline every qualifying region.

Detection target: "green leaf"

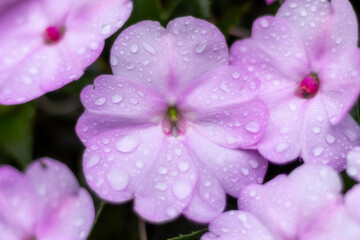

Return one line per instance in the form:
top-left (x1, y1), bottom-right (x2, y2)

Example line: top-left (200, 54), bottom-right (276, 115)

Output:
top-left (0, 103), bottom-right (35, 168)
top-left (168, 229), bottom-right (208, 240)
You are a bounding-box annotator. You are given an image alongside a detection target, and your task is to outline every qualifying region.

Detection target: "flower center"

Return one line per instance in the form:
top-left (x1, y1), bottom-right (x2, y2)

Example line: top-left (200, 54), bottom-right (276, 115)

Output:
top-left (44, 26), bottom-right (64, 44)
top-left (162, 106), bottom-right (187, 137)
top-left (295, 74), bottom-right (320, 99)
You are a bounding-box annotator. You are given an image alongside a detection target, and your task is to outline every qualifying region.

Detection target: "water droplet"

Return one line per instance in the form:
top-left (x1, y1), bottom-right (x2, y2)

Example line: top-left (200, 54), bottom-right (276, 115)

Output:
top-left (260, 19), bottom-right (269, 28)
top-left (204, 181), bottom-right (212, 187)
top-left (142, 59), bottom-right (150, 65)
top-left (347, 166), bottom-right (358, 177)
top-left (158, 166), bottom-right (168, 175)
top-left (195, 39), bottom-right (207, 53)
top-left (95, 97), bottom-right (106, 106)
top-left (178, 161), bottom-right (190, 172)
top-left (174, 148), bottom-right (182, 156)
top-left (75, 218), bottom-right (84, 227)
top-left (155, 182), bottom-right (168, 191)
top-left (220, 81), bottom-right (230, 93)
top-left (130, 43), bottom-right (138, 53)
top-left (335, 37), bottom-right (342, 45)
top-left (143, 42), bottom-right (155, 54)
top-left (110, 56), bottom-right (118, 66)
top-left (275, 142), bottom-right (289, 153)
top-left (29, 67), bottom-right (39, 75)
top-left (312, 126), bottom-right (320, 134)
top-left (300, 10), bottom-right (307, 17)
top-left (172, 181), bottom-right (192, 200)
top-left (232, 72), bottom-right (240, 79)
top-left (111, 93), bottom-right (123, 103)
top-left (135, 161), bottom-right (143, 169)
top-left (248, 160), bottom-right (259, 169)
top-left (325, 134), bottom-right (335, 144)
top-left (130, 98), bottom-right (138, 104)
top-left (312, 146), bottom-right (324, 157)
top-left (78, 47), bottom-right (86, 55)
top-left (22, 76), bottom-right (32, 85)
top-left (289, 3), bottom-right (298, 8)
top-left (279, 127), bottom-right (291, 134)
top-left (86, 155), bottom-right (100, 168)
top-left (166, 207), bottom-right (177, 217)
top-left (101, 24), bottom-right (111, 35)
top-left (221, 227), bottom-right (229, 233)
top-left (245, 121), bottom-right (261, 133)
top-left (241, 167), bottom-right (249, 176)
top-left (284, 201), bottom-right (292, 207)
top-left (90, 41), bottom-right (99, 50)
top-left (116, 135), bottom-right (139, 153)
top-left (106, 169), bottom-right (129, 190)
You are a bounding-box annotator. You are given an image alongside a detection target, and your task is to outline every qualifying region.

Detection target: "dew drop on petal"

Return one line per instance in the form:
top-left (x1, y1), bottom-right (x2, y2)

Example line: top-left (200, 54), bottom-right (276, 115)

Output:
top-left (275, 142), bottom-right (289, 153)
top-left (155, 182), bottom-right (168, 191)
top-left (110, 56), bottom-right (118, 66)
top-left (101, 24), bottom-right (111, 35)
top-left (142, 42), bottom-right (156, 54)
top-left (260, 19), bottom-right (269, 28)
top-left (106, 169), bottom-right (129, 190)
top-left (312, 146), bottom-right (324, 157)
top-left (111, 93), bottom-right (123, 103)
top-left (195, 39), bottom-right (207, 53)
top-left (130, 43), bottom-right (139, 53)
top-left (178, 161), bottom-right (190, 172)
top-left (166, 207), bottom-right (177, 217)
top-left (116, 135), bottom-right (140, 153)
top-left (86, 155), bottom-right (100, 168)
top-left (325, 134), bottom-right (335, 144)
top-left (241, 167), bottom-right (249, 176)
top-left (245, 121), bottom-right (261, 133)
top-left (95, 97), bottom-right (106, 106)
top-left (172, 181), bottom-right (192, 200)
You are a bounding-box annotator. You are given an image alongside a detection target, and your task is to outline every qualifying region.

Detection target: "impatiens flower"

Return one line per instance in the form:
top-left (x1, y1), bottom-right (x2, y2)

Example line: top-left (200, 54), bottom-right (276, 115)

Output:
top-left (76, 16), bottom-right (269, 223)
top-left (0, 0), bottom-right (133, 105)
top-left (202, 164), bottom-right (360, 240)
top-left (230, 0), bottom-right (360, 170)
top-left (0, 158), bottom-right (95, 240)
top-left (346, 146), bottom-right (360, 181)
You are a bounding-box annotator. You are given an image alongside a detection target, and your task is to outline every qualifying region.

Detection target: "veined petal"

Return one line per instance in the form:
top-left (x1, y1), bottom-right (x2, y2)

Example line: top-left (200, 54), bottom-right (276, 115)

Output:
top-left (185, 128), bottom-right (268, 197)
top-left (134, 138), bottom-right (197, 223)
top-left (82, 125), bottom-right (163, 203)
top-left (201, 210), bottom-right (276, 240)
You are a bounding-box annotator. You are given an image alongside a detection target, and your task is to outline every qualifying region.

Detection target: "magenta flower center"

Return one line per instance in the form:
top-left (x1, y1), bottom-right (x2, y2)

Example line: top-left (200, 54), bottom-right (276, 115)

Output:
top-left (162, 106), bottom-right (187, 137)
top-left (296, 74), bottom-right (320, 99)
top-left (44, 26), bottom-right (64, 44)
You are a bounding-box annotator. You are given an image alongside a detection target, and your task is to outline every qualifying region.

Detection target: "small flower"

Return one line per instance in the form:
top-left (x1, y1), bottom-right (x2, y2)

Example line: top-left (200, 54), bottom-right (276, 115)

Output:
top-left (0, 158), bottom-right (95, 240)
top-left (230, 0), bottom-right (360, 170)
top-left (0, 0), bottom-right (133, 104)
top-left (76, 16), bottom-right (269, 223)
top-left (202, 164), bottom-right (360, 240)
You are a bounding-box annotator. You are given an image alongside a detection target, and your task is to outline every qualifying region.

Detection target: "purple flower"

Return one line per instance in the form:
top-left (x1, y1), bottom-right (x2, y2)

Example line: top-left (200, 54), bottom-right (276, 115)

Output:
top-left (202, 164), bottom-right (360, 240)
top-left (0, 158), bottom-right (95, 240)
top-left (0, 0), bottom-right (133, 105)
top-left (346, 147), bottom-right (360, 181)
top-left (265, 0), bottom-right (277, 5)
top-left (76, 16), bottom-right (269, 223)
top-left (230, 0), bottom-right (360, 170)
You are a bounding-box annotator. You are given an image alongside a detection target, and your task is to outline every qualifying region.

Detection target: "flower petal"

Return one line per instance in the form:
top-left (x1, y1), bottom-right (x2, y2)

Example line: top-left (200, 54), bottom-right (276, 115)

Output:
top-left (257, 92), bottom-right (306, 164)
top-left (238, 175), bottom-right (299, 239)
top-left (319, 48), bottom-right (360, 125)
top-left (302, 98), bottom-right (360, 171)
top-left (186, 128), bottom-right (268, 197)
top-left (76, 75), bottom-right (165, 144)
top-left (0, 166), bottom-right (36, 238)
top-left (183, 162), bottom-right (226, 223)
top-left (346, 147), bottom-right (360, 182)
top-left (111, 16), bottom-right (228, 95)
top-left (276, 0), bottom-right (332, 68)
top-left (251, 16), bottom-right (308, 78)
top-left (134, 138), bottom-right (197, 223)
top-left (180, 66), bottom-right (268, 148)
top-left (82, 125), bottom-right (163, 203)
top-left (345, 185), bottom-right (360, 222)
top-left (230, 39), bottom-right (299, 96)
top-left (35, 189), bottom-right (94, 240)
top-left (201, 210), bottom-right (276, 240)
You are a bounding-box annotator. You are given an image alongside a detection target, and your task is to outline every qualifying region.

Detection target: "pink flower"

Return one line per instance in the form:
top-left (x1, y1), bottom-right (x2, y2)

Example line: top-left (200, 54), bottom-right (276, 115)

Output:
top-left (230, 0), bottom-right (360, 170)
top-left (202, 164), bottom-right (360, 240)
top-left (265, 0), bottom-right (277, 5)
top-left (76, 16), bottom-right (269, 223)
top-left (0, 0), bottom-right (133, 105)
top-left (0, 158), bottom-right (95, 240)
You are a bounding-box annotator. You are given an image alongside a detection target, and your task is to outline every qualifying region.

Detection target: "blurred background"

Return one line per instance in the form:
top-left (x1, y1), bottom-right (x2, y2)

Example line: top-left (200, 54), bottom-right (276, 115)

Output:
top-left (0, 0), bottom-right (359, 239)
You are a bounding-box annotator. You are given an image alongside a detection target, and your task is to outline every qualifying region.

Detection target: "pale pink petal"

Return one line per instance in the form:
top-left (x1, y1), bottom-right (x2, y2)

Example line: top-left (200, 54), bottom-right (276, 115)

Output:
top-left (134, 138), bottom-right (197, 223)
top-left (301, 205), bottom-right (360, 240)
top-left (301, 98), bottom-right (360, 171)
top-left (288, 164), bottom-right (342, 229)
top-left (186, 128), bottom-right (268, 197)
top-left (180, 66), bottom-right (268, 148)
top-left (183, 161), bottom-right (226, 223)
top-left (257, 92), bottom-right (307, 164)
top-left (238, 175), bottom-right (299, 239)
top-left (36, 189), bottom-right (94, 240)
top-left (25, 158), bottom-right (80, 219)
top-left (252, 16), bottom-right (309, 78)
top-left (276, 0), bottom-right (332, 69)
top-left (111, 17), bottom-right (228, 95)
top-left (201, 210), bottom-right (276, 240)
top-left (0, 166), bottom-right (37, 238)
top-left (76, 75), bottom-right (166, 144)
top-left (319, 48), bottom-right (360, 125)
top-left (346, 147), bottom-right (360, 182)
top-left (345, 185), bottom-right (360, 222)
top-left (82, 126), bottom-right (163, 203)
top-left (230, 39), bottom-right (298, 96)
top-left (265, 0), bottom-right (277, 4)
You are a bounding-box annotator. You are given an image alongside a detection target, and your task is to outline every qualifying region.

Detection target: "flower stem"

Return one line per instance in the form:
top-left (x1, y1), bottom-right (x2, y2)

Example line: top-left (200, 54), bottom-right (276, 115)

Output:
top-left (88, 201), bottom-right (106, 238)
top-left (139, 218), bottom-right (147, 240)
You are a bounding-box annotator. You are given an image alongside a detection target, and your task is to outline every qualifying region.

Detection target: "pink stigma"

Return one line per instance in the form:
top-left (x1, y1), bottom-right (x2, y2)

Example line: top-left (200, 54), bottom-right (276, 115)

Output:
top-left (296, 75), bottom-right (319, 99)
top-left (44, 26), bottom-right (63, 44)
